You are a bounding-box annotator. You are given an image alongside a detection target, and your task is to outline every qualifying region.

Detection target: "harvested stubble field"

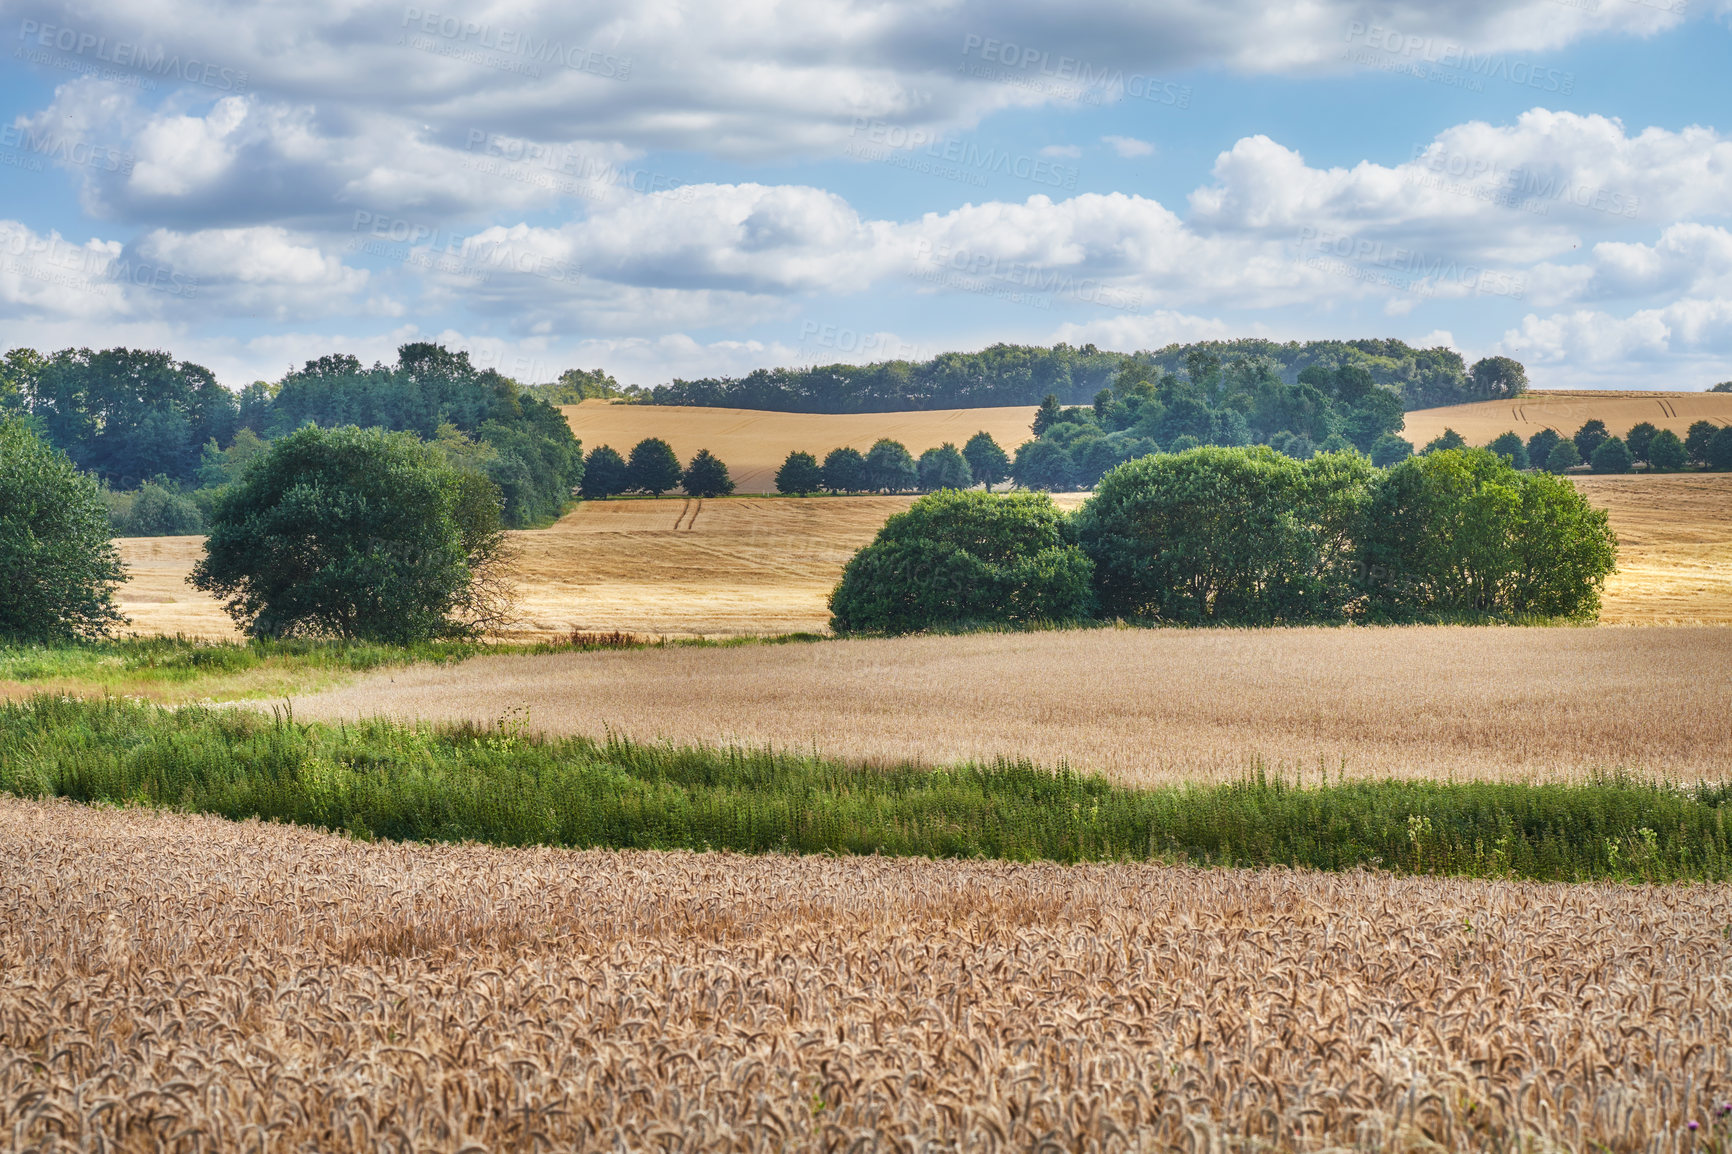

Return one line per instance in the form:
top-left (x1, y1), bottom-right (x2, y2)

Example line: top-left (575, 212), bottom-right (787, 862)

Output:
top-left (2, 797), bottom-right (1727, 1153)
top-left (102, 473), bottom-right (1732, 643)
top-left (560, 400), bottom-right (1040, 494)
top-left (292, 625), bottom-right (1732, 787)
top-left (1402, 388), bottom-right (1732, 449)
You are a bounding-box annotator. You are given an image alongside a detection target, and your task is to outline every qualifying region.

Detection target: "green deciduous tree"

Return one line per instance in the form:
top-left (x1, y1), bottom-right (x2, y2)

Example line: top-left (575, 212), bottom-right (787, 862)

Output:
top-left (0, 415), bottom-right (126, 641)
top-left (114, 481), bottom-right (204, 536)
top-left (1711, 427), bottom-right (1732, 471)
top-left (1031, 394), bottom-right (1064, 435)
top-left (775, 451), bottom-right (823, 495)
top-left (1545, 439), bottom-right (1582, 473)
top-left (1486, 431), bottom-right (1530, 470)
top-left (1573, 419), bottom-right (1609, 459)
top-left (681, 449), bottom-right (735, 498)
top-left (1011, 438), bottom-right (1074, 491)
top-left (1423, 428), bottom-right (1467, 454)
top-left (1648, 429), bottom-right (1687, 471)
top-left (1355, 449), bottom-right (1615, 622)
top-left (626, 437), bottom-right (683, 495)
top-left (1589, 436), bottom-right (1633, 474)
top-left (821, 447), bottom-right (866, 493)
top-left (963, 431), bottom-right (1011, 491)
top-left (192, 425), bottom-right (514, 643)
top-left (863, 438), bottom-right (918, 492)
top-left (1370, 434), bottom-right (1414, 467)
top-left (1468, 356), bottom-right (1529, 400)
top-left (1685, 420), bottom-right (1719, 466)
top-left (1074, 446), bottom-right (1372, 625)
top-left (579, 445), bottom-right (629, 499)
top-left (1526, 428), bottom-right (1561, 471)
top-left (829, 490), bottom-right (1094, 634)
top-left (1624, 422), bottom-right (1659, 463)
top-left (916, 443), bottom-right (973, 492)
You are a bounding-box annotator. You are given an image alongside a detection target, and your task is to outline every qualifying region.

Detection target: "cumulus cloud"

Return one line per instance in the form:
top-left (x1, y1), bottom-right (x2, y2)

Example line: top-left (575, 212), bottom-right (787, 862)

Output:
top-left (1101, 135), bottom-right (1153, 158)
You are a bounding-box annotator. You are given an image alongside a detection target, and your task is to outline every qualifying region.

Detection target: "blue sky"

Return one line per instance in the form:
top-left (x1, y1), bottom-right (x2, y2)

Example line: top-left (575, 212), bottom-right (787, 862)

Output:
top-left (0, 0), bottom-right (1729, 392)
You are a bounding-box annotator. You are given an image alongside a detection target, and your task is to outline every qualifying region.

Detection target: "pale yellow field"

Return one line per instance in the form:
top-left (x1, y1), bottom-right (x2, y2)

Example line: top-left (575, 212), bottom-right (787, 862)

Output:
top-left (1404, 388), bottom-right (1732, 448)
top-left (110, 473), bottom-right (1732, 641)
top-left (561, 400), bottom-right (1039, 493)
top-left (5, 797), bottom-right (1725, 1152)
top-left (292, 625), bottom-right (1732, 786)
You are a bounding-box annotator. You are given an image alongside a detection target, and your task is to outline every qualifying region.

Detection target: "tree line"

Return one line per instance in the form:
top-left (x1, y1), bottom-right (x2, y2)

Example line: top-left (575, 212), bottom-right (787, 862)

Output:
top-left (766, 434), bottom-right (1012, 496)
top-left (635, 339), bottom-right (1523, 413)
top-left (578, 439), bottom-right (736, 499)
top-left (829, 445), bottom-right (1617, 634)
top-left (0, 343), bottom-right (585, 532)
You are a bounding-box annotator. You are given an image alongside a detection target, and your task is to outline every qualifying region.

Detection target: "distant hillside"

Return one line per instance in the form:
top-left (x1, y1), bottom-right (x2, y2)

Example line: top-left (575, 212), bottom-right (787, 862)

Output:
top-left (638, 338), bottom-right (1518, 413)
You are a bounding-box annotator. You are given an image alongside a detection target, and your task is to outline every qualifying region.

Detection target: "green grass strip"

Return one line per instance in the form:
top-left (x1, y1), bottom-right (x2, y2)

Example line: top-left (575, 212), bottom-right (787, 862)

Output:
top-left (3, 695), bottom-right (1727, 882)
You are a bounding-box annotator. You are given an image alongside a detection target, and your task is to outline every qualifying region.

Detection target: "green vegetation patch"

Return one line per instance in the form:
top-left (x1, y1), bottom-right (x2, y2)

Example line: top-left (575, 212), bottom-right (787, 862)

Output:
top-left (4, 695), bottom-right (1726, 882)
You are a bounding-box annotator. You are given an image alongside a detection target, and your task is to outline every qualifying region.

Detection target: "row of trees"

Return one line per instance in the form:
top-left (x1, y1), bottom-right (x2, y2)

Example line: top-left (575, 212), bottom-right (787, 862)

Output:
top-left (637, 339), bottom-right (1522, 413)
top-left (829, 446), bottom-right (1617, 634)
top-left (579, 438), bottom-right (735, 499)
top-left (1450, 418), bottom-right (1732, 474)
top-left (1, 344), bottom-right (585, 529)
top-left (772, 434), bottom-right (1012, 496)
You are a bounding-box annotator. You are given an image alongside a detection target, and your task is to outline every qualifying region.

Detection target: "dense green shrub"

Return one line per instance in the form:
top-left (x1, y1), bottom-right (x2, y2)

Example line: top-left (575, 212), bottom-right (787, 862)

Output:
top-left (1422, 428), bottom-right (1467, 453)
top-left (775, 450), bottom-right (823, 495)
top-left (192, 425), bottom-right (513, 643)
top-left (1073, 446), bottom-right (1372, 624)
top-left (1356, 449), bottom-right (1616, 621)
top-left (1369, 434), bottom-right (1414, 467)
top-left (0, 415), bottom-right (126, 641)
top-left (681, 449), bottom-right (735, 497)
top-left (829, 490), bottom-right (1094, 634)
top-left (111, 481), bottom-right (204, 536)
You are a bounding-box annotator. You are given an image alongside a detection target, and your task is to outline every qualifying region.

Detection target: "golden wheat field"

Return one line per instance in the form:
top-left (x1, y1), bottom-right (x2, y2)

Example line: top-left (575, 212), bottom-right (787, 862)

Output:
top-left (291, 625), bottom-right (1732, 787)
top-left (3, 796), bottom-right (1727, 1154)
top-left (560, 400), bottom-right (1040, 493)
top-left (105, 473), bottom-right (1732, 641)
top-left (1403, 389), bottom-right (1732, 449)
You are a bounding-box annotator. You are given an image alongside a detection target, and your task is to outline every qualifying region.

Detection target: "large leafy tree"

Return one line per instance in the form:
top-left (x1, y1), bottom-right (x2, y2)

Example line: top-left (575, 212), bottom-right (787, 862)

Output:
top-left (1355, 448), bottom-right (1615, 621)
top-left (626, 437), bottom-right (683, 495)
top-left (681, 449), bottom-right (735, 498)
top-left (26, 347), bottom-right (235, 486)
top-left (775, 451), bottom-right (823, 496)
top-left (821, 447), bottom-right (865, 493)
top-left (863, 438), bottom-right (918, 492)
top-left (963, 431), bottom-right (1011, 490)
top-left (0, 415), bottom-right (126, 641)
top-left (829, 490), bottom-right (1094, 634)
top-left (1468, 356), bottom-right (1529, 400)
top-left (192, 425), bottom-right (514, 643)
top-left (1074, 446), bottom-right (1372, 625)
top-left (579, 445), bottom-right (630, 499)
top-left (916, 443), bottom-right (973, 492)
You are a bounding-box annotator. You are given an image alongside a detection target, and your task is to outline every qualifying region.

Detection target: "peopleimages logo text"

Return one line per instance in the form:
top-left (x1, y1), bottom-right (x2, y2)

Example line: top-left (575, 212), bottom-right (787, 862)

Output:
top-left (1344, 23), bottom-right (1572, 93)
top-left (15, 20), bottom-right (248, 91)
top-left (399, 8), bottom-right (630, 79)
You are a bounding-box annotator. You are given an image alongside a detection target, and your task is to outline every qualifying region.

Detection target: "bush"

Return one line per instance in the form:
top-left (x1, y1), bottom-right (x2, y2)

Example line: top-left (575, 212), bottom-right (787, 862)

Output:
top-left (1589, 436), bottom-right (1633, 474)
top-left (0, 415), bottom-right (126, 641)
top-left (962, 431), bottom-right (1010, 491)
top-left (1074, 446), bottom-right (1372, 624)
top-left (821, 447), bottom-right (866, 493)
top-left (1356, 449), bottom-right (1615, 622)
top-left (192, 425), bottom-right (514, 643)
top-left (1486, 431), bottom-right (1529, 470)
top-left (114, 481), bottom-right (205, 535)
top-left (1648, 429), bottom-right (1687, 471)
top-left (916, 443), bottom-right (973, 492)
top-left (828, 490), bottom-right (1094, 635)
top-left (1545, 439), bottom-right (1581, 473)
top-left (775, 450), bottom-right (823, 495)
top-left (1369, 434), bottom-right (1414, 467)
top-left (626, 437), bottom-right (683, 495)
top-left (681, 449), bottom-right (734, 497)
top-left (863, 438), bottom-right (918, 492)
top-left (579, 445), bottom-right (629, 499)
top-left (1624, 422), bottom-right (1658, 462)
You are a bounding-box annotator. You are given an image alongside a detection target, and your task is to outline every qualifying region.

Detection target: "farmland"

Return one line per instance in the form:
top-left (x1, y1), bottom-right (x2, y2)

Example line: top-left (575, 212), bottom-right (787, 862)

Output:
top-left (103, 472), bottom-right (1732, 644)
top-left (3, 796), bottom-right (1726, 1152)
top-left (1403, 388), bottom-right (1732, 448)
top-left (560, 400), bottom-right (1039, 493)
top-left (290, 625), bottom-right (1732, 787)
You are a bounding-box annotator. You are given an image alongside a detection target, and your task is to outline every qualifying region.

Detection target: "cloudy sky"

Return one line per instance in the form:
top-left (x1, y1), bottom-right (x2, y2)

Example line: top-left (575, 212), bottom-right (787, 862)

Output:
top-left (1, 0), bottom-right (1729, 390)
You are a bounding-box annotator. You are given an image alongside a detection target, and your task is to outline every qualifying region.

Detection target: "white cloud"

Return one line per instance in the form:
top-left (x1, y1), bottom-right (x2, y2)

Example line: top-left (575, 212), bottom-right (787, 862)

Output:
top-left (1040, 144), bottom-right (1082, 158)
top-left (1101, 135), bottom-right (1153, 158)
